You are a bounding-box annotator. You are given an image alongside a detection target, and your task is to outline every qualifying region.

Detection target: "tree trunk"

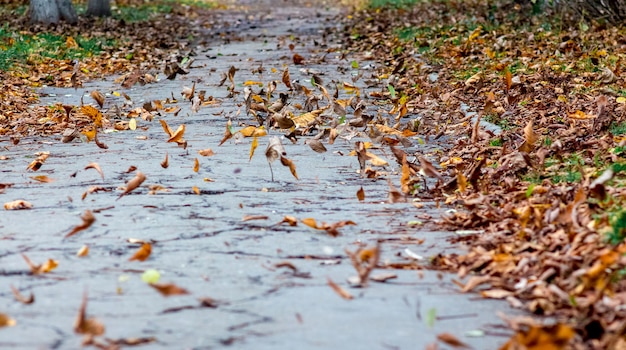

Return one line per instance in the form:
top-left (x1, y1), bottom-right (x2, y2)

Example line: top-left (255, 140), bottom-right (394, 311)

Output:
top-left (29, 0), bottom-right (77, 24)
top-left (86, 0), bottom-right (111, 17)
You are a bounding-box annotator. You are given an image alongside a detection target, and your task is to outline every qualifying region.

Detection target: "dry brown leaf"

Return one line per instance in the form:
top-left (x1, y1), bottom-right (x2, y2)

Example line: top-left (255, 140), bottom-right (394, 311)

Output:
top-left (293, 53), bottom-right (305, 65)
top-left (327, 277), bottom-right (353, 300)
top-left (74, 291), bottom-right (105, 336)
top-left (356, 187), bottom-right (365, 202)
top-left (219, 120), bottom-right (233, 146)
top-left (307, 139), bottom-right (327, 153)
top-left (84, 162), bottom-right (104, 180)
top-left (149, 283), bottom-right (190, 297)
top-left (22, 254), bottom-right (58, 274)
top-left (117, 171), bottom-right (146, 200)
top-left (65, 210), bottom-right (96, 239)
top-left (400, 154), bottom-right (411, 194)
top-left (26, 152), bottom-right (49, 171)
top-left (129, 243), bottom-right (152, 262)
top-left (198, 149), bottom-right (215, 157)
top-left (11, 285), bottom-right (34, 304)
top-left (167, 124), bottom-right (186, 143)
top-left (481, 289), bottom-right (513, 299)
top-left (30, 175), bottom-right (54, 183)
top-left (4, 200), bottom-right (32, 210)
top-left (280, 156), bottom-right (299, 180)
top-left (518, 119), bottom-right (537, 153)
top-left (193, 158), bottom-right (200, 173)
top-left (160, 119), bottom-right (174, 137)
top-left (161, 152), bottom-right (169, 169)
top-left (282, 68), bottom-right (292, 89)
top-left (279, 216), bottom-right (298, 226)
top-left (77, 245), bottom-right (89, 257)
top-left (0, 313), bottom-right (16, 328)
top-left (437, 333), bottom-right (470, 348)
top-left (81, 186), bottom-right (109, 200)
top-left (242, 215), bottom-right (269, 222)
top-left (90, 90), bottom-right (105, 108)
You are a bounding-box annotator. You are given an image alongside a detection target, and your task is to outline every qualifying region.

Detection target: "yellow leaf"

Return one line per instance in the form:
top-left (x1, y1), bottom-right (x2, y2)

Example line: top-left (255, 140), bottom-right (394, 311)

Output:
top-left (617, 96), bottom-right (626, 104)
top-left (160, 119), bottom-right (174, 137)
top-left (365, 152), bottom-right (388, 166)
top-left (129, 118), bottom-right (137, 131)
top-left (239, 125), bottom-right (257, 137)
top-left (77, 245), bottom-right (89, 257)
top-left (568, 110), bottom-right (592, 120)
top-left (82, 127), bottom-right (97, 142)
top-left (192, 186), bottom-right (200, 195)
top-left (66, 36), bottom-right (78, 48)
top-left (244, 80), bottom-right (264, 86)
top-left (80, 105), bottom-right (103, 128)
top-left (250, 136), bottom-right (258, 161)
top-left (167, 124), bottom-right (185, 143)
top-left (193, 158), bottom-right (199, 173)
top-left (280, 156), bottom-right (299, 180)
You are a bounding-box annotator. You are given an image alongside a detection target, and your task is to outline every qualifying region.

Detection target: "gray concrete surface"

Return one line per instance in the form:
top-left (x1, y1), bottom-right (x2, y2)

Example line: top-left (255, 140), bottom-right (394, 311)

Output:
top-left (0, 1), bottom-right (516, 349)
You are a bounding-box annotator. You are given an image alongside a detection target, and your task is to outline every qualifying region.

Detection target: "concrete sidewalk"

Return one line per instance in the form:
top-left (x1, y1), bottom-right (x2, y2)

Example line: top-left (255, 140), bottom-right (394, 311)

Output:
top-left (0, 1), bottom-right (516, 349)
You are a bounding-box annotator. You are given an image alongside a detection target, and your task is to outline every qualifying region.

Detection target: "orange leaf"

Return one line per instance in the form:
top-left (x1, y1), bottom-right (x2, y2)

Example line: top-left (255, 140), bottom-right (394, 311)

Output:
top-left (282, 68), bottom-right (292, 89)
top-left (198, 148), bottom-right (215, 157)
top-left (167, 124), bottom-right (186, 143)
top-left (149, 283), bottom-right (190, 297)
top-left (327, 278), bottom-right (353, 300)
top-left (161, 152), bottom-right (169, 168)
top-left (30, 175), bottom-right (55, 183)
top-left (356, 186), bottom-right (365, 202)
top-left (85, 162), bottom-right (104, 180)
top-left (129, 243), bottom-right (152, 262)
top-left (159, 119), bottom-right (174, 137)
top-left (437, 333), bottom-right (470, 348)
top-left (4, 200), bottom-right (32, 210)
top-left (74, 291), bottom-right (105, 336)
top-left (11, 285), bottom-right (34, 304)
top-left (193, 158), bottom-right (200, 173)
top-left (65, 210), bottom-right (96, 238)
top-left (218, 120), bottom-right (233, 146)
top-left (117, 171), bottom-right (146, 200)
top-left (280, 156), bottom-right (299, 180)
top-left (77, 245), bottom-right (90, 257)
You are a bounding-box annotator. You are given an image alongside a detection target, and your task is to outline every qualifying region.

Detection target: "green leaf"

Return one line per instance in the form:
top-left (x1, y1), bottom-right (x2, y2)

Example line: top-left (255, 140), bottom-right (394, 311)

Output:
top-left (387, 84), bottom-right (396, 99)
top-left (351, 60), bottom-right (359, 69)
top-left (141, 269), bottom-right (161, 284)
top-left (525, 184), bottom-right (535, 198)
top-left (425, 307), bottom-right (436, 328)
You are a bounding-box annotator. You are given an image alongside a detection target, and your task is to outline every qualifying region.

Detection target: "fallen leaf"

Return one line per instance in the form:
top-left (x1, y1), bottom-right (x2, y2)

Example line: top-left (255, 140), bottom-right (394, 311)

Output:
top-left (84, 162), bottom-right (104, 180)
top-left (437, 333), bottom-right (470, 348)
top-left (279, 216), bottom-right (298, 226)
top-left (90, 90), bottom-right (105, 108)
top-left (192, 186), bottom-right (200, 195)
top-left (11, 285), bottom-right (34, 304)
top-left (327, 277), bottom-right (353, 300)
top-left (193, 158), bottom-right (200, 173)
top-left (242, 215), bottom-right (269, 221)
top-left (117, 171), bottom-right (146, 200)
top-left (250, 136), bottom-right (258, 161)
top-left (198, 149), bottom-right (215, 157)
top-left (219, 120), bottom-right (234, 146)
top-left (74, 291), bottom-right (105, 336)
top-left (307, 139), bottom-right (327, 153)
top-left (280, 156), bottom-right (299, 180)
top-left (65, 210), bottom-right (96, 238)
top-left (30, 175), bottom-right (55, 183)
top-left (129, 243), bottom-right (152, 262)
top-left (26, 152), bottom-right (49, 171)
top-left (167, 124), bottom-right (186, 143)
top-left (161, 152), bottom-right (169, 168)
top-left (22, 254), bottom-right (58, 274)
top-left (149, 283), bottom-right (190, 297)
top-left (4, 200), bottom-right (32, 210)
top-left (356, 187), bottom-right (365, 201)
top-left (77, 245), bottom-right (89, 257)
top-left (0, 313), bottom-right (16, 328)
top-left (282, 68), bottom-right (292, 89)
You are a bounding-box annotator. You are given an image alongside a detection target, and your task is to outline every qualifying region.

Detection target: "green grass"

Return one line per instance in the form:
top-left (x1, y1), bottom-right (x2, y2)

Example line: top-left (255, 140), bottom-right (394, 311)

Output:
top-left (0, 24), bottom-right (114, 71)
top-left (369, 0), bottom-right (419, 8)
top-left (611, 122), bottom-right (626, 136)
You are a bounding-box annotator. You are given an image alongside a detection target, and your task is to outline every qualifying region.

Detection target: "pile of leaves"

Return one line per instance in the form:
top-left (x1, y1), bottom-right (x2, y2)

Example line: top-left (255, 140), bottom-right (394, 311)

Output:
top-left (341, 0), bottom-right (626, 348)
top-left (0, 0), bottom-right (215, 136)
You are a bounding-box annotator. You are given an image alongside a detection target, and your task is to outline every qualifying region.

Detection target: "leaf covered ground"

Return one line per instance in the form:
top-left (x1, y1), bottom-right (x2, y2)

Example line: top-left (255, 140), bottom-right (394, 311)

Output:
top-left (342, 0), bottom-right (626, 348)
top-left (3, 0), bottom-right (626, 348)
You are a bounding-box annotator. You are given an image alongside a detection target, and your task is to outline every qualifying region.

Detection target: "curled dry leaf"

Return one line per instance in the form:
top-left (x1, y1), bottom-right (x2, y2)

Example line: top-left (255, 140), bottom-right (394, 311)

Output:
top-left (74, 292), bottom-right (105, 337)
top-left (437, 333), bottom-right (471, 349)
top-left (117, 171), bottom-right (146, 200)
top-left (85, 162), bottom-right (104, 180)
top-left (356, 187), bottom-right (365, 201)
top-left (282, 68), bottom-right (292, 89)
top-left (30, 175), bottom-right (54, 183)
top-left (4, 200), bottom-right (32, 210)
top-left (219, 120), bottom-right (234, 146)
top-left (301, 218), bottom-right (356, 237)
top-left (279, 215), bottom-right (298, 226)
top-left (77, 245), bottom-right (90, 257)
top-left (327, 277), bottom-right (353, 300)
top-left (198, 148), bottom-right (215, 157)
top-left (26, 152), bottom-right (49, 171)
top-left (161, 152), bottom-right (169, 169)
top-left (193, 158), bottom-right (200, 173)
top-left (280, 156), bottom-right (299, 180)
top-left (307, 139), bottom-right (327, 153)
top-left (90, 90), bottom-right (105, 108)
top-left (129, 243), bottom-right (152, 262)
top-left (11, 285), bottom-right (34, 304)
top-left (167, 124), bottom-right (186, 143)
top-left (81, 186), bottom-right (109, 200)
top-left (65, 210), bottom-right (96, 239)
top-left (22, 254), bottom-right (58, 274)
top-left (0, 313), bottom-right (16, 328)
top-left (242, 215), bottom-right (269, 222)
top-left (149, 282), bottom-right (190, 297)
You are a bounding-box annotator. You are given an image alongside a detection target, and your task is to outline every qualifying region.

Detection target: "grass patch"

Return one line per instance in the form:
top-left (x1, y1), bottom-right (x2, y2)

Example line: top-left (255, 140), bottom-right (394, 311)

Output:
top-left (0, 24), bottom-right (114, 71)
top-left (369, 0), bottom-right (419, 8)
top-left (611, 122), bottom-right (626, 136)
